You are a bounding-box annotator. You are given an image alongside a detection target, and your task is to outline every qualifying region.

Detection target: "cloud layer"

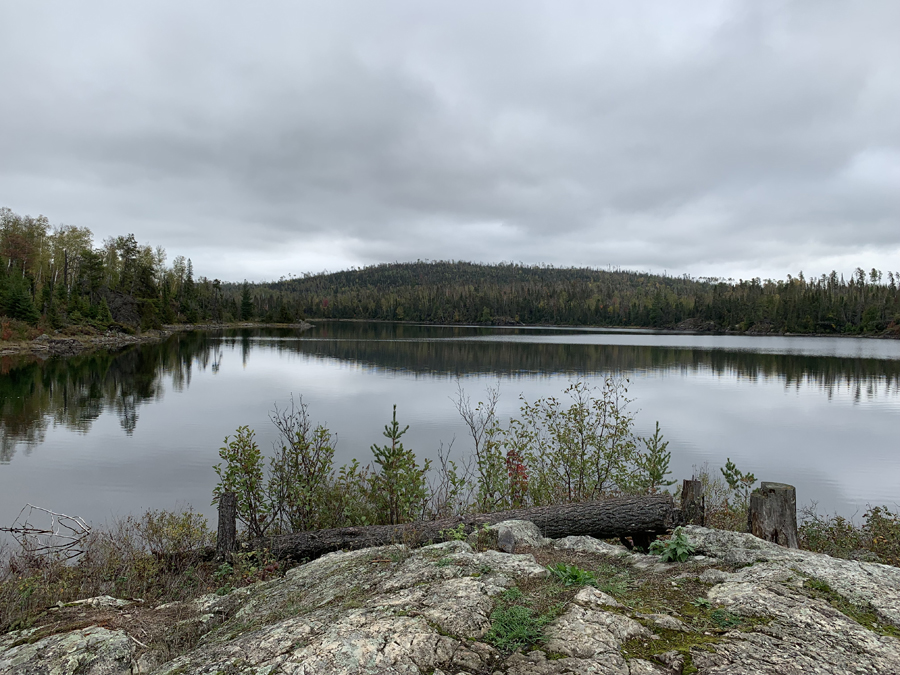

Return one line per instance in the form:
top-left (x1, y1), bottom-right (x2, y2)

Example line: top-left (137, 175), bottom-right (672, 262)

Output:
top-left (2, 1), bottom-right (898, 281)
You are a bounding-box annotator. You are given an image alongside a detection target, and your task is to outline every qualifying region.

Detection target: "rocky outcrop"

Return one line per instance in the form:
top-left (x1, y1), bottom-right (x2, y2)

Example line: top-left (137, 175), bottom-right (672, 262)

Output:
top-left (672, 318), bottom-right (718, 333)
top-left (3, 525), bottom-right (900, 674)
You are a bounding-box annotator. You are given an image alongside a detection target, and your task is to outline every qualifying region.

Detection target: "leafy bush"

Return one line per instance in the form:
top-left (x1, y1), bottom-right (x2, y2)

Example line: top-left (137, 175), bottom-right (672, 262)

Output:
top-left (268, 396), bottom-right (339, 532)
top-left (517, 379), bottom-right (638, 504)
top-left (865, 506), bottom-right (900, 567)
top-left (137, 508), bottom-right (215, 572)
top-left (453, 378), bottom-right (674, 512)
top-left (799, 505), bottom-right (900, 567)
top-left (649, 527), bottom-right (696, 562)
top-left (213, 425), bottom-right (270, 538)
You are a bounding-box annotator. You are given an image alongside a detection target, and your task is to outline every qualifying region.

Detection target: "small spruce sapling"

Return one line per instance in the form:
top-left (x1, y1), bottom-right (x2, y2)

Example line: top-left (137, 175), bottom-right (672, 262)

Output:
top-left (721, 458), bottom-right (757, 510)
top-left (370, 405), bottom-right (431, 525)
top-left (629, 421), bottom-right (675, 494)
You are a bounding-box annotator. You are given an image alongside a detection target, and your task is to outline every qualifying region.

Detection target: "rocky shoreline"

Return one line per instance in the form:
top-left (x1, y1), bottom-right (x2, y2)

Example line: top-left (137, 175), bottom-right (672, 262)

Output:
top-left (0, 322), bottom-right (314, 359)
top-left (3, 523), bottom-right (899, 674)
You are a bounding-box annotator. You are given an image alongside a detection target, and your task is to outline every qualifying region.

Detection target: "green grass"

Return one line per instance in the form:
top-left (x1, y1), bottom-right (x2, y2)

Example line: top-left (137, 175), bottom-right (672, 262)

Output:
top-left (485, 604), bottom-right (557, 652)
top-left (546, 562), bottom-right (598, 587)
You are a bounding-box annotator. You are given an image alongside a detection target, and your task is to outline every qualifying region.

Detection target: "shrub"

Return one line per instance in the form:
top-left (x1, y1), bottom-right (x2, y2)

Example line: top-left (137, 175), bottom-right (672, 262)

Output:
top-left (213, 425), bottom-right (270, 538)
top-left (268, 396), bottom-right (338, 532)
top-left (649, 527), bottom-right (696, 562)
top-left (689, 461), bottom-right (756, 532)
top-left (0, 508), bottom-right (229, 634)
top-left (453, 378), bottom-right (670, 512)
top-left (865, 506), bottom-right (900, 567)
top-left (799, 504), bottom-right (900, 567)
top-left (518, 379), bottom-right (637, 505)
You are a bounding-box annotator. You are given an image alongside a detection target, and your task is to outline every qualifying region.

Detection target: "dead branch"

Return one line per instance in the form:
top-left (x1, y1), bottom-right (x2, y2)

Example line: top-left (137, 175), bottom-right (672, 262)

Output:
top-left (0, 504), bottom-right (92, 560)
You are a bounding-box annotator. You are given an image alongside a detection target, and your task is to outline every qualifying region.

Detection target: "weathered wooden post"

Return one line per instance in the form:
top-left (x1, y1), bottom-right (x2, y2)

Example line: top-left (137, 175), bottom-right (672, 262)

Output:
top-left (682, 479), bottom-right (705, 526)
top-left (216, 491), bottom-right (237, 559)
top-left (748, 482), bottom-right (798, 548)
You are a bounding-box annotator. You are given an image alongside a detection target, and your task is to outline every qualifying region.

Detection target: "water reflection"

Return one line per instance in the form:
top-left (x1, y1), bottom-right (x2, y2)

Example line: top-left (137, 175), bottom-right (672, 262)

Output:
top-left (275, 334), bottom-right (900, 401)
top-left (1, 324), bottom-right (899, 464)
top-left (0, 331), bottom-right (222, 462)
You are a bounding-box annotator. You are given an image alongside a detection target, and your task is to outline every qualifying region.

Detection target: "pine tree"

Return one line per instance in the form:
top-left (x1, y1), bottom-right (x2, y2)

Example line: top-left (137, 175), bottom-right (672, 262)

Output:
top-left (240, 282), bottom-right (254, 321)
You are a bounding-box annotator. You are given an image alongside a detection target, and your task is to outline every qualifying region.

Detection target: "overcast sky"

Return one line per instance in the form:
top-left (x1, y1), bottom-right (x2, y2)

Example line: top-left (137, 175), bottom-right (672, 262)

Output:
top-left (1, 1), bottom-right (898, 283)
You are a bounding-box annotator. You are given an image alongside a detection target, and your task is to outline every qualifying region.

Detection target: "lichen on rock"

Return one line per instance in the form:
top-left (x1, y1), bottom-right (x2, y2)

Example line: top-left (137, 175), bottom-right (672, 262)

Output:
top-left (3, 526), bottom-right (900, 674)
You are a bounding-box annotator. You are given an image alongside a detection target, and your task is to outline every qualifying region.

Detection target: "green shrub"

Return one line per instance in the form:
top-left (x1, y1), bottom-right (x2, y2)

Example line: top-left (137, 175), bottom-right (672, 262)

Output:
top-left (268, 396), bottom-right (339, 532)
top-left (866, 506), bottom-right (900, 567)
top-left (799, 505), bottom-right (900, 567)
top-left (688, 461), bottom-right (756, 532)
top-left (213, 425), bottom-right (270, 538)
top-left (649, 527), bottom-right (696, 562)
top-left (453, 378), bottom-right (672, 512)
top-left (517, 379), bottom-right (638, 505)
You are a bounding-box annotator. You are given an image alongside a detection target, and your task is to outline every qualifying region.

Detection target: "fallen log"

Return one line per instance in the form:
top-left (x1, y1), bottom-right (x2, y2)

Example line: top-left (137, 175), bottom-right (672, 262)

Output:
top-left (252, 494), bottom-right (681, 563)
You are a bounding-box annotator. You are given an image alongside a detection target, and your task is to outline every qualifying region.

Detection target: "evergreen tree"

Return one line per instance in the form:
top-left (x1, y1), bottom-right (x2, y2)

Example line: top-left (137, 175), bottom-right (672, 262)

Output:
top-left (97, 297), bottom-right (113, 327)
top-left (5, 279), bottom-right (41, 324)
top-left (240, 281), bottom-right (254, 321)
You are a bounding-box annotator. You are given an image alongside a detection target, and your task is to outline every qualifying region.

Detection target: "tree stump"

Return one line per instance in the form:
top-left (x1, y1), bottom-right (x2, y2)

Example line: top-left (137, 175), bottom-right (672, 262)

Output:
top-left (748, 482), bottom-right (798, 548)
top-left (216, 491), bottom-right (238, 559)
top-left (682, 479), bottom-right (705, 526)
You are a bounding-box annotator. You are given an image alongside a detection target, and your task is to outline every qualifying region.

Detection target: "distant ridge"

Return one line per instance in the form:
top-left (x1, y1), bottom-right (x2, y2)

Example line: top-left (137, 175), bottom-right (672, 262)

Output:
top-left (252, 261), bottom-right (899, 335)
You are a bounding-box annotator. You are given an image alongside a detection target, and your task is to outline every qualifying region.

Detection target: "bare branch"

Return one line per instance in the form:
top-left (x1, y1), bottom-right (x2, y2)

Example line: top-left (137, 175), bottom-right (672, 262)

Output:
top-left (0, 504), bottom-right (92, 560)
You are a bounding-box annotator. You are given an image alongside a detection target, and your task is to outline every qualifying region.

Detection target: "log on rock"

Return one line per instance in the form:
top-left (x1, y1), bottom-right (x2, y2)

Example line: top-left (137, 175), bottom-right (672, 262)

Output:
top-left (257, 494), bottom-right (681, 563)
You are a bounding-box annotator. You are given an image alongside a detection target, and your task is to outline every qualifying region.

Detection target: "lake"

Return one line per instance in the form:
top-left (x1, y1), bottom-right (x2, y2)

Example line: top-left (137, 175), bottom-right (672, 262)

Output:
top-left (1, 322), bottom-right (899, 534)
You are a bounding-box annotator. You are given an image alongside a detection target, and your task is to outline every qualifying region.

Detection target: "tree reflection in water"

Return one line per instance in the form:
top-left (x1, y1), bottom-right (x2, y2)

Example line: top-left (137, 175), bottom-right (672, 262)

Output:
top-left (1, 324), bottom-right (899, 464)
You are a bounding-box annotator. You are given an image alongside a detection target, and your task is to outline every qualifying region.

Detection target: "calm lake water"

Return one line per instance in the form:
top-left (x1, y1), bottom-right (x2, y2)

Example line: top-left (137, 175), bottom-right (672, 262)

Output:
top-left (1, 322), bottom-right (899, 533)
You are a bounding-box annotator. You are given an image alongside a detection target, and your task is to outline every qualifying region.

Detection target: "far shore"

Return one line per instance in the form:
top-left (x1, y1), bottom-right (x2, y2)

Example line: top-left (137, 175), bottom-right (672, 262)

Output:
top-left (1, 317), bottom-right (897, 361)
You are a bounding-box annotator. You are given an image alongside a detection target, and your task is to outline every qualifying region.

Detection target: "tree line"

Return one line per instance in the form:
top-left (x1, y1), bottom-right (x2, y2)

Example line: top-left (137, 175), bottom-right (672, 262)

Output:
top-left (0, 207), bottom-right (297, 333)
top-left (263, 260), bottom-right (900, 335)
top-left (4, 206), bottom-right (899, 336)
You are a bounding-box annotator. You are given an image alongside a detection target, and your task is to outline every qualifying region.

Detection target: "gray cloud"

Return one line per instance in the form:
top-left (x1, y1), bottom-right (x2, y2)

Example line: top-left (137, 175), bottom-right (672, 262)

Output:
top-left (1, 0), bottom-right (898, 281)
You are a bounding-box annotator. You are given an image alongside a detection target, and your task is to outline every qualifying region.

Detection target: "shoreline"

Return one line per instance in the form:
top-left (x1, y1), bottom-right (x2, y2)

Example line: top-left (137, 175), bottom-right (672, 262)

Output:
top-left (304, 316), bottom-right (900, 340)
top-left (0, 317), bottom-right (896, 360)
top-left (0, 321), bottom-right (315, 359)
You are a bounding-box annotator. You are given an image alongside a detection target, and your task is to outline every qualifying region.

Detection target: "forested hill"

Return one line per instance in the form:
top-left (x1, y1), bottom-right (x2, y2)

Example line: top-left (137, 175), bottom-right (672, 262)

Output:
top-left (259, 261), bottom-right (900, 335)
top-left (3, 202), bottom-right (898, 337)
